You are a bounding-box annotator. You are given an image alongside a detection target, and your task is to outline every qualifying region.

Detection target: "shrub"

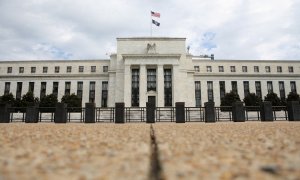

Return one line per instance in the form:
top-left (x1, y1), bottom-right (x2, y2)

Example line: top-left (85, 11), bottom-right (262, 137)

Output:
top-left (243, 93), bottom-right (262, 111)
top-left (286, 92), bottom-right (300, 102)
top-left (220, 91), bottom-right (241, 111)
top-left (39, 94), bottom-right (58, 112)
top-left (61, 93), bottom-right (82, 112)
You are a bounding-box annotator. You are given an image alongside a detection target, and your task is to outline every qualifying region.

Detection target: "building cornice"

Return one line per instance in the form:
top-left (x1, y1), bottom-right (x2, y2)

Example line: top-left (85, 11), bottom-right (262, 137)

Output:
top-left (122, 54), bottom-right (182, 59)
top-left (0, 74), bottom-right (109, 78)
top-left (117, 37), bottom-right (186, 41)
top-left (0, 59), bottom-right (110, 63)
top-left (194, 73), bottom-right (300, 78)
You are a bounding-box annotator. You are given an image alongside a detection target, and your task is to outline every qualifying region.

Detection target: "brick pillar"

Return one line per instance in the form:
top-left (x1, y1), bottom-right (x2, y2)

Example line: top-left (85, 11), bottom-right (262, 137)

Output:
top-left (115, 103), bottom-right (125, 123)
top-left (260, 101), bottom-right (273, 121)
top-left (54, 103), bottom-right (67, 123)
top-left (205, 102), bottom-right (216, 123)
top-left (232, 101), bottom-right (245, 122)
top-left (25, 105), bottom-right (39, 123)
top-left (287, 101), bottom-right (300, 121)
top-left (175, 102), bottom-right (185, 123)
top-left (85, 103), bottom-right (95, 123)
top-left (0, 104), bottom-right (11, 123)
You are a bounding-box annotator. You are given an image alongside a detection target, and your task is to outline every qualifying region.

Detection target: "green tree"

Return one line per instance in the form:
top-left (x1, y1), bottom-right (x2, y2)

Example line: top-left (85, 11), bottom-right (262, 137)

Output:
top-left (264, 92), bottom-right (282, 106)
top-left (0, 93), bottom-right (15, 105)
top-left (39, 94), bottom-right (58, 112)
top-left (61, 93), bottom-right (82, 112)
top-left (286, 92), bottom-right (300, 102)
top-left (243, 93), bottom-right (262, 111)
top-left (21, 91), bottom-right (39, 107)
top-left (220, 91), bottom-right (241, 111)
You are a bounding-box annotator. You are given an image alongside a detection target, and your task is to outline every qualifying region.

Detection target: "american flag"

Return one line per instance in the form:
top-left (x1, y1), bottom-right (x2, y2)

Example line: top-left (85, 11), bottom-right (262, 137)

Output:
top-left (151, 11), bottom-right (160, 18)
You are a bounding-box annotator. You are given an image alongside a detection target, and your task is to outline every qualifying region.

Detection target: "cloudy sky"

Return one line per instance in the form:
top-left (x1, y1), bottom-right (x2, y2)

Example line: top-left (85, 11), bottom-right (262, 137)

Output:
top-left (0, 0), bottom-right (299, 61)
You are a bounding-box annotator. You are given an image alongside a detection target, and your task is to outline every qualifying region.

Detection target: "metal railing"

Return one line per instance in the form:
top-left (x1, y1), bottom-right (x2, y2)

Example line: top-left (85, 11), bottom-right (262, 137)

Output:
top-left (273, 106), bottom-right (288, 121)
top-left (38, 107), bottom-right (55, 122)
top-left (125, 107), bottom-right (145, 122)
top-left (155, 107), bottom-right (175, 122)
top-left (245, 106), bottom-right (261, 121)
top-left (67, 107), bottom-right (85, 123)
top-left (215, 106), bottom-right (232, 121)
top-left (96, 107), bottom-right (115, 122)
top-left (185, 107), bottom-right (205, 122)
top-left (8, 107), bottom-right (26, 122)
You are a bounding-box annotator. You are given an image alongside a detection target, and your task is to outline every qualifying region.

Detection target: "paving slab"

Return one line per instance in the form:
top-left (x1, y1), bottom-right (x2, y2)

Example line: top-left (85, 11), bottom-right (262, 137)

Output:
top-left (153, 122), bottom-right (300, 180)
top-left (0, 124), bottom-right (151, 180)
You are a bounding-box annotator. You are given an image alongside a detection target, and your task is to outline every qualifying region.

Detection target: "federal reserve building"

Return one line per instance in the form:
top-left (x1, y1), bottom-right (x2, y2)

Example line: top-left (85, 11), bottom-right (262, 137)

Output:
top-left (0, 37), bottom-right (299, 107)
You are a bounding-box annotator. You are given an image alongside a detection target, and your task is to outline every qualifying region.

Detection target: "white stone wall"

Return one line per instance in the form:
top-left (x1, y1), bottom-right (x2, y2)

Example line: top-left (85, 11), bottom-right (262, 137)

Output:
top-left (0, 38), bottom-right (300, 107)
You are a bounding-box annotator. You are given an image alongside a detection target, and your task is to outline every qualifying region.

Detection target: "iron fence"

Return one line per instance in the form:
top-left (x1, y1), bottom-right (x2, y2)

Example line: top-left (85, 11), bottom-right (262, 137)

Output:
top-left (273, 106), bottom-right (288, 121)
top-left (96, 107), bottom-right (114, 122)
top-left (125, 107), bottom-right (145, 122)
top-left (38, 107), bottom-right (55, 122)
top-left (8, 107), bottom-right (26, 122)
top-left (155, 107), bottom-right (175, 122)
top-left (215, 106), bottom-right (232, 121)
top-left (67, 107), bottom-right (85, 123)
top-left (185, 107), bottom-right (205, 122)
top-left (245, 106), bottom-right (261, 121)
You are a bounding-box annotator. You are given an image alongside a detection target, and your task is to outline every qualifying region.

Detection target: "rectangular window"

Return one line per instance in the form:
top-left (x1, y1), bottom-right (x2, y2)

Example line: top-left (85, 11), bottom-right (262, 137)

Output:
top-left (231, 81), bottom-right (238, 94)
top-left (79, 66), bottom-right (84, 72)
top-left (102, 81), bottom-right (108, 107)
top-left (131, 69), bottom-right (139, 107)
top-left (242, 66), bottom-right (248, 72)
top-left (7, 67), bottom-right (12, 73)
top-left (19, 67), bottom-right (24, 73)
top-left (288, 66), bottom-right (294, 73)
top-left (254, 66), bottom-right (259, 72)
top-left (147, 69), bottom-right (156, 91)
top-left (43, 67), bottom-right (48, 73)
top-left (28, 82), bottom-right (34, 93)
top-left (230, 66), bottom-right (236, 72)
top-left (67, 66), bottom-right (72, 73)
top-left (31, 67), bottom-right (36, 73)
top-left (91, 66), bottom-right (96, 72)
top-left (219, 66), bottom-right (224, 72)
top-left (207, 81), bottom-right (214, 102)
top-left (277, 66), bottom-right (282, 73)
top-left (194, 66), bottom-right (199, 72)
top-left (53, 82), bottom-right (59, 97)
top-left (243, 81), bottom-right (249, 97)
top-left (103, 66), bottom-right (108, 72)
top-left (206, 66), bottom-right (212, 72)
top-left (195, 81), bottom-right (201, 107)
top-left (65, 82), bottom-right (71, 96)
top-left (77, 81), bottom-right (83, 100)
top-left (16, 82), bottom-right (23, 100)
top-left (4, 82), bottom-right (10, 95)
top-left (279, 81), bottom-right (285, 99)
top-left (267, 81), bottom-right (273, 94)
top-left (55, 66), bottom-right (60, 73)
top-left (164, 69), bottom-right (172, 106)
top-left (265, 66), bottom-right (271, 72)
top-left (40, 82), bottom-right (47, 99)
top-left (219, 81), bottom-right (225, 101)
top-left (89, 81), bottom-right (95, 103)
top-left (291, 81), bottom-right (297, 93)
top-left (255, 81), bottom-right (262, 98)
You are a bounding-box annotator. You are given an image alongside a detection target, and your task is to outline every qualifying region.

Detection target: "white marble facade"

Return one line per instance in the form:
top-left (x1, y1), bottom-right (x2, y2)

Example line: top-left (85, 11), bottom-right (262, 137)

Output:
top-left (0, 37), bottom-right (299, 107)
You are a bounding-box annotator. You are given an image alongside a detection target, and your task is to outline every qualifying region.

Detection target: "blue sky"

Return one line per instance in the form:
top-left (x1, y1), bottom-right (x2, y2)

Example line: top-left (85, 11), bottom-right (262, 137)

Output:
top-left (0, 0), bottom-right (299, 60)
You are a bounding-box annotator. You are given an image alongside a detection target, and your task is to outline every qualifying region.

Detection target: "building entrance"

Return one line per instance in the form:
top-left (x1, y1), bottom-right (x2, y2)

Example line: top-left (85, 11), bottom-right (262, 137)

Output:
top-left (148, 96), bottom-right (156, 107)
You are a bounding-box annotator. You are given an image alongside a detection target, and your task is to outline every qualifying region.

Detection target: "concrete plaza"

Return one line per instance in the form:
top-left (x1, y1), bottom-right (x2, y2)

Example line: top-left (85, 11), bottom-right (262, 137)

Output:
top-left (0, 122), bottom-right (299, 179)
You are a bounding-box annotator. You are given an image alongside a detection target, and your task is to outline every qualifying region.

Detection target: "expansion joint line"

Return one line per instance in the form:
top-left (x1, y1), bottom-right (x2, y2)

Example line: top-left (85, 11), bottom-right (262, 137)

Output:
top-left (149, 124), bottom-right (164, 180)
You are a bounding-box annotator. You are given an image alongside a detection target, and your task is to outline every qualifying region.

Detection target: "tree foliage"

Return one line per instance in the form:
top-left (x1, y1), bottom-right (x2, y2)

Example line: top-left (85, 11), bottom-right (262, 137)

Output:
top-left (0, 93), bottom-right (15, 105)
top-left (220, 91), bottom-right (241, 111)
top-left (21, 92), bottom-right (39, 107)
top-left (264, 92), bottom-right (282, 106)
top-left (243, 93), bottom-right (262, 106)
top-left (61, 93), bottom-right (82, 112)
top-left (39, 94), bottom-right (58, 112)
top-left (286, 92), bottom-right (300, 102)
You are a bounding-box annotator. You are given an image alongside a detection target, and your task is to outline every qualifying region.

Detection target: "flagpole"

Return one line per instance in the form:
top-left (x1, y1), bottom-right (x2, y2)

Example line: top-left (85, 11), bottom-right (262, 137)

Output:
top-left (150, 12), bottom-right (152, 37)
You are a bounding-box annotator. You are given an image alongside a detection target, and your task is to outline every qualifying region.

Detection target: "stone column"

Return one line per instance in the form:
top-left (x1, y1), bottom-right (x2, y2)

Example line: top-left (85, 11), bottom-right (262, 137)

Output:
top-left (139, 65), bottom-right (147, 107)
top-left (232, 101), bottom-right (245, 122)
top-left (0, 104), bottom-right (11, 123)
top-left (157, 65), bottom-right (164, 107)
top-left (85, 103), bottom-right (95, 123)
top-left (260, 101), bottom-right (273, 121)
top-left (25, 105), bottom-right (39, 123)
top-left (205, 101), bottom-right (216, 123)
top-left (54, 103), bottom-right (67, 123)
top-left (115, 103), bottom-right (125, 123)
top-left (287, 101), bottom-right (300, 121)
top-left (176, 102), bottom-right (185, 123)
top-left (124, 65), bottom-right (131, 107)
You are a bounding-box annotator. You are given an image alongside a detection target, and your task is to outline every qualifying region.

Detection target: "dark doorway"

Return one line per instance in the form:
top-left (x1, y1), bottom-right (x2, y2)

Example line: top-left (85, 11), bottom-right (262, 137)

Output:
top-left (148, 96), bottom-right (156, 107)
